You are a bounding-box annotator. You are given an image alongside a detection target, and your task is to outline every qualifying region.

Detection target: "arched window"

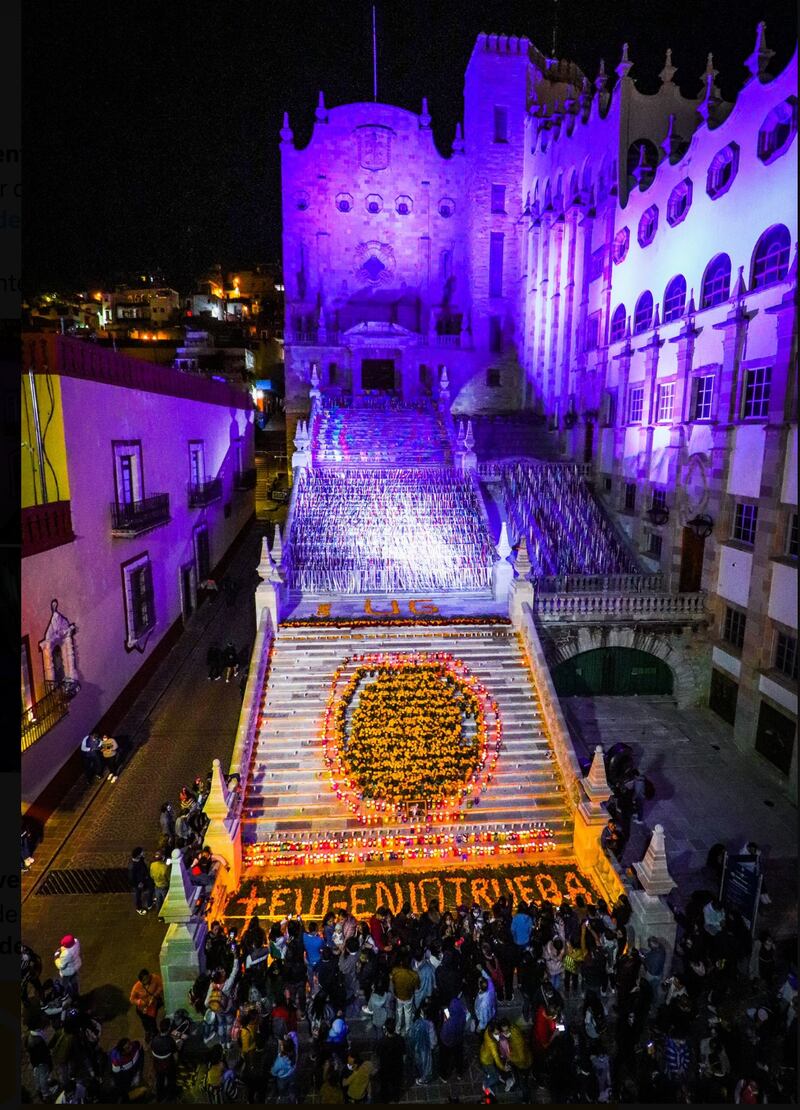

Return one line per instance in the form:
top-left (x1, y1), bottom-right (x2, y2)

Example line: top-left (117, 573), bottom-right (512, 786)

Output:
top-left (663, 276), bottom-right (687, 323)
top-left (751, 225), bottom-right (792, 289)
top-left (610, 304), bottom-right (627, 342)
top-left (701, 254), bottom-right (732, 308)
top-left (633, 291), bottom-right (653, 334)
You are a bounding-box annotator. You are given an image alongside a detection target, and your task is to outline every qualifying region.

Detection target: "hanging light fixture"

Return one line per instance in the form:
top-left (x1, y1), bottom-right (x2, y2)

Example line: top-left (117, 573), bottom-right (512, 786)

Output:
top-left (686, 513), bottom-right (713, 538)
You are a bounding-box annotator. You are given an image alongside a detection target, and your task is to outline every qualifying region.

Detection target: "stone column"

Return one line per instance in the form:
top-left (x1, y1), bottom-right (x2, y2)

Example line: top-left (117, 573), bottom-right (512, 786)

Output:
top-left (491, 521), bottom-right (513, 601)
top-left (628, 824), bottom-right (678, 979)
top-left (159, 849), bottom-right (208, 1015)
top-left (203, 758), bottom-right (242, 890)
top-left (255, 539), bottom-right (280, 631)
top-left (572, 746), bottom-right (612, 875)
top-left (461, 419), bottom-right (477, 472)
top-left (508, 536), bottom-right (535, 626)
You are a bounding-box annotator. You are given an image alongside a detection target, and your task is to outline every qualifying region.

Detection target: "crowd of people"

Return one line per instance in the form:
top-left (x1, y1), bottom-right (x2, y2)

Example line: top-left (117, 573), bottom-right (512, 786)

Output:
top-left (501, 462), bottom-right (638, 578)
top-left (23, 875), bottom-right (797, 1103)
top-left (285, 469), bottom-right (495, 594)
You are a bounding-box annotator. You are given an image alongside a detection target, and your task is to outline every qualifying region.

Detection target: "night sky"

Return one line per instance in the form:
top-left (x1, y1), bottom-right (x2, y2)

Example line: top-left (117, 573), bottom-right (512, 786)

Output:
top-left (25, 0), bottom-right (797, 293)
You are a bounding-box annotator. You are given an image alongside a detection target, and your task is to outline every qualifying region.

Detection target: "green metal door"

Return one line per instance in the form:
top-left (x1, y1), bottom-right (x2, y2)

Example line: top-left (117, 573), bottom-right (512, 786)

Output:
top-left (552, 647), bottom-right (673, 696)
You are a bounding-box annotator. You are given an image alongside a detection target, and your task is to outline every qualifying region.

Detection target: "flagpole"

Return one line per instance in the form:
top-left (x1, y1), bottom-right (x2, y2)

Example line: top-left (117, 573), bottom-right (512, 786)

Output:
top-left (372, 4), bottom-right (378, 102)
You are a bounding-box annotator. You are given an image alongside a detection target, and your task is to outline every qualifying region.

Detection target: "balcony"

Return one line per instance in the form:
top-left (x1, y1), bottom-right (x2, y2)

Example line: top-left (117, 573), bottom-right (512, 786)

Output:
top-left (234, 467), bottom-right (257, 490)
top-left (533, 590), bottom-right (707, 624)
top-left (188, 477), bottom-right (223, 508)
top-left (110, 493), bottom-right (170, 536)
top-left (22, 500), bottom-right (75, 557)
top-left (21, 683), bottom-right (70, 753)
top-left (432, 334), bottom-right (462, 348)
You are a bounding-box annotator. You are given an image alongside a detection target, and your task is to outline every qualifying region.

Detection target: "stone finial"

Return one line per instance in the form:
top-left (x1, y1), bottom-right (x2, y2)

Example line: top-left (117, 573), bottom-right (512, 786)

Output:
top-left (631, 143), bottom-right (652, 188)
top-left (652, 302), bottom-right (661, 329)
top-left (420, 96), bottom-right (432, 127)
top-left (204, 758), bottom-right (231, 822)
top-left (496, 521), bottom-right (512, 559)
top-left (625, 315), bottom-right (632, 340)
top-left (310, 364), bottom-right (320, 389)
top-left (579, 76), bottom-right (592, 117)
top-left (439, 366), bottom-right (449, 391)
top-left (515, 535), bottom-right (532, 579)
top-left (585, 745), bottom-right (611, 801)
top-left (733, 265), bottom-right (747, 303)
top-left (659, 47), bottom-right (677, 86)
top-left (161, 849), bottom-right (200, 923)
top-left (661, 113), bottom-right (681, 161)
top-left (616, 42), bottom-right (633, 81)
top-left (271, 523), bottom-right (283, 567)
top-left (315, 91), bottom-right (327, 122)
top-left (457, 419), bottom-right (466, 446)
top-left (745, 21), bottom-right (774, 81)
top-left (257, 535), bottom-right (273, 580)
top-left (595, 58), bottom-right (608, 96)
top-left (634, 823), bottom-right (676, 896)
top-left (464, 419), bottom-right (475, 451)
top-left (452, 121), bottom-right (464, 153)
top-left (280, 111), bottom-right (293, 144)
top-left (687, 288), bottom-right (696, 315)
top-left (699, 53), bottom-right (720, 96)
top-left (696, 70), bottom-right (720, 127)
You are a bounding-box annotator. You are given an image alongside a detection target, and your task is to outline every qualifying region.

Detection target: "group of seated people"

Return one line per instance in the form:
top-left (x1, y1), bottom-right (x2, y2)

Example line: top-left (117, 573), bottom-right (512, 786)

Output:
top-left (501, 462), bottom-right (638, 578)
top-left (285, 469), bottom-right (494, 594)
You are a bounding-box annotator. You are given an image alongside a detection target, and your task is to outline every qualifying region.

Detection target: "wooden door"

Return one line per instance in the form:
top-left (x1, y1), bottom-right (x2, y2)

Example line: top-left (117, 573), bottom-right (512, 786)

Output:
top-left (679, 527), bottom-right (705, 592)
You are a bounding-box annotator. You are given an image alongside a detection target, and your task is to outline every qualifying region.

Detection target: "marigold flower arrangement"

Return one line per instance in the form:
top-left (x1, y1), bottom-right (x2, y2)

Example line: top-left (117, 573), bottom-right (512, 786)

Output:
top-left (323, 652), bottom-right (502, 822)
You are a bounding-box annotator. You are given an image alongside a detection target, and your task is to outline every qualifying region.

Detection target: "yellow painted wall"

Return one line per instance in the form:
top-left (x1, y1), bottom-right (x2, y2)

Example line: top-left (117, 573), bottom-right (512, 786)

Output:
top-left (21, 374), bottom-right (70, 507)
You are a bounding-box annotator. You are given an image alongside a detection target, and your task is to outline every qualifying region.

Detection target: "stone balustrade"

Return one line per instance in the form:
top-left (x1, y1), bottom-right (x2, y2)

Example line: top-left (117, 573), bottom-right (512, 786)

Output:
top-left (534, 590), bottom-right (707, 622)
top-left (227, 608), bottom-right (275, 823)
top-left (535, 572), bottom-right (666, 594)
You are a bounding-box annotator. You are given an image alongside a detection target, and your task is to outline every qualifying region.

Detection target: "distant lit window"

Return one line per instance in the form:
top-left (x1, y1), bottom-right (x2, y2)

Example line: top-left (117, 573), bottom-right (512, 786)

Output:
top-left (701, 254), bottom-right (731, 308)
top-left (493, 106), bottom-right (508, 143)
top-left (395, 195), bottom-right (413, 215)
top-left (627, 384), bottom-right (644, 424)
top-left (723, 606), bottom-right (746, 650)
top-left (439, 197), bottom-right (456, 219)
top-left (624, 483), bottom-right (636, 512)
top-left (633, 291), bottom-right (653, 334)
top-left (775, 630), bottom-right (799, 680)
top-left (491, 184), bottom-right (507, 213)
top-left (487, 367), bottom-right (501, 388)
top-left (707, 143), bottom-right (740, 200)
top-left (751, 225), bottom-right (792, 289)
top-left (638, 205), bottom-right (658, 247)
top-left (666, 178), bottom-right (692, 226)
top-left (610, 304), bottom-right (627, 342)
top-left (612, 227), bottom-right (630, 264)
top-left (663, 275), bottom-right (687, 323)
top-left (732, 502), bottom-right (758, 545)
top-left (656, 381), bottom-right (674, 423)
top-left (692, 373), bottom-right (715, 421)
top-left (365, 194), bottom-right (383, 214)
top-left (335, 192), bottom-right (353, 213)
top-left (741, 366), bottom-right (771, 419)
top-left (757, 97), bottom-right (797, 164)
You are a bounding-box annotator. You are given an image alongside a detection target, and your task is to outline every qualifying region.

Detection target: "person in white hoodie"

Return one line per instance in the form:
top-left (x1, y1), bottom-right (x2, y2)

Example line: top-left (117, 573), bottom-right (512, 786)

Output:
top-left (54, 935), bottom-right (82, 1000)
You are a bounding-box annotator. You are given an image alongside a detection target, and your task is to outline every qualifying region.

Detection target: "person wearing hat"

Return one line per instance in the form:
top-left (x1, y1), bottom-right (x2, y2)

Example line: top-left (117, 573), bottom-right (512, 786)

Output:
top-left (54, 935), bottom-right (81, 1000)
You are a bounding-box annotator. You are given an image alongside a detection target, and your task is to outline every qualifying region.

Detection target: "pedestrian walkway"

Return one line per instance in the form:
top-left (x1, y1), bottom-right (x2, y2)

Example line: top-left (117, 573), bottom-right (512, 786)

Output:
top-left (22, 521), bottom-right (265, 1048)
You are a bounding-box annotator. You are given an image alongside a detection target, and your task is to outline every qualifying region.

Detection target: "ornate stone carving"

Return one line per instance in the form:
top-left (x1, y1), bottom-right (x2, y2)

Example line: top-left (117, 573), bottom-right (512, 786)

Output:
top-left (354, 241), bottom-right (395, 285)
top-left (355, 125), bottom-right (393, 171)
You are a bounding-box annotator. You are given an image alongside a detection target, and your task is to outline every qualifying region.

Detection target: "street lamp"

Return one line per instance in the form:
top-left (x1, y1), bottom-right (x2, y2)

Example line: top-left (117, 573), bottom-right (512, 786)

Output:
top-left (686, 513), bottom-right (714, 538)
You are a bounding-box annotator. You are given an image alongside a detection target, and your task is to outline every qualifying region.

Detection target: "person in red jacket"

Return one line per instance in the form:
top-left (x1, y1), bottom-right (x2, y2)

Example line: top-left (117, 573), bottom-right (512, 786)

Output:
top-left (531, 1000), bottom-right (560, 1065)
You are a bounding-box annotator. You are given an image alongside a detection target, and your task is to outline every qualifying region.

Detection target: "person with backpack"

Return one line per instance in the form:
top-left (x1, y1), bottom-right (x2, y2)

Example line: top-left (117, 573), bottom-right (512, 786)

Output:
top-left (204, 959), bottom-right (240, 1048)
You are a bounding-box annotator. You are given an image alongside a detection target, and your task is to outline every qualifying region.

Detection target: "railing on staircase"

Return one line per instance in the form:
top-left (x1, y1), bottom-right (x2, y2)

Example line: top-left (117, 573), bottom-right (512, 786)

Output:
top-left (533, 591), bottom-right (707, 622)
top-left (535, 573), bottom-right (665, 594)
top-left (227, 609), bottom-right (275, 822)
top-left (478, 459), bottom-right (594, 481)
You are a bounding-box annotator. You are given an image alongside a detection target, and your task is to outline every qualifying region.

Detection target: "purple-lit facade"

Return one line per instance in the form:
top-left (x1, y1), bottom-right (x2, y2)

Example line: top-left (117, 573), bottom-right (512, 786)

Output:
top-left (21, 335), bottom-right (255, 809)
top-left (281, 29), bottom-right (797, 787)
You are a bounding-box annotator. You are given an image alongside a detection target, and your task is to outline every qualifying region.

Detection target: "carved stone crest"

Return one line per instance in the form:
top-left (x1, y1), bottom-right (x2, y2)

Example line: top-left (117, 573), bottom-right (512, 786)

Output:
top-left (679, 452), bottom-right (710, 517)
top-left (356, 125), bottom-right (393, 171)
top-left (354, 240), bottom-right (395, 285)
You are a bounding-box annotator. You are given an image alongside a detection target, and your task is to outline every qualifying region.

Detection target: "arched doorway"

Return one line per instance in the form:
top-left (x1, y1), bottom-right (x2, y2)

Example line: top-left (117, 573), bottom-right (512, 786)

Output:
top-left (552, 647), bottom-right (674, 696)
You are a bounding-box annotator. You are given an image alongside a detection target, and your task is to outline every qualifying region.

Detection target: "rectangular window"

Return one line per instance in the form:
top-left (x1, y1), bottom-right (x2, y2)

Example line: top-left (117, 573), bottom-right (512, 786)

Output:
top-left (742, 366), bottom-right (771, 419)
top-left (589, 247), bottom-right (605, 282)
top-left (732, 502), bottom-right (758, 545)
top-left (188, 440), bottom-right (205, 488)
top-left (112, 441), bottom-right (143, 505)
top-left (786, 511), bottom-right (798, 558)
top-left (627, 385), bottom-right (644, 424)
top-left (122, 553), bottom-right (156, 647)
top-left (723, 605), bottom-right (747, 651)
top-left (194, 524), bottom-right (211, 583)
top-left (489, 315), bottom-right (503, 354)
top-left (655, 381), bottom-right (675, 423)
top-left (490, 184), bottom-right (506, 213)
top-left (692, 373), bottom-right (714, 421)
top-left (328, 362), bottom-right (337, 385)
top-left (493, 106), bottom-right (508, 143)
top-left (775, 631), bottom-right (799, 680)
top-left (602, 388), bottom-right (617, 427)
top-left (489, 232), bottom-right (504, 297)
top-left (647, 532), bottom-right (663, 559)
top-left (624, 482), bottom-right (637, 512)
top-left (586, 313), bottom-right (601, 352)
top-left (651, 488), bottom-right (667, 512)
top-left (487, 367), bottom-right (501, 388)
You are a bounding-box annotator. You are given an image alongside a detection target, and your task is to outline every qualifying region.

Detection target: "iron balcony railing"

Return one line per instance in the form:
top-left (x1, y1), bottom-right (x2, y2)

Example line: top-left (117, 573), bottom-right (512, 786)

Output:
top-left (21, 684), bottom-right (70, 753)
top-left (234, 467), bottom-right (257, 490)
top-left (22, 500), bottom-right (76, 557)
top-left (188, 477), bottom-right (223, 508)
top-left (110, 493), bottom-right (170, 535)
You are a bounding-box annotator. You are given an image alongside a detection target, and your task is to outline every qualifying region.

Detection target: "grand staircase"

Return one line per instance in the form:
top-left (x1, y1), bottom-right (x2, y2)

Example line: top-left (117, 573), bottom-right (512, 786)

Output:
top-left (241, 621), bottom-right (575, 866)
top-left (312, 404), bottom-right (451, 467)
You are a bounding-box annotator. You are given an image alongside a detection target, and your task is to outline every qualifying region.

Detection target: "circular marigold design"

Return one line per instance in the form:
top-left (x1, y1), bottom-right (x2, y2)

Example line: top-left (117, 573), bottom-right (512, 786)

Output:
top-left (323, 652), bottom-right (502, 823)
